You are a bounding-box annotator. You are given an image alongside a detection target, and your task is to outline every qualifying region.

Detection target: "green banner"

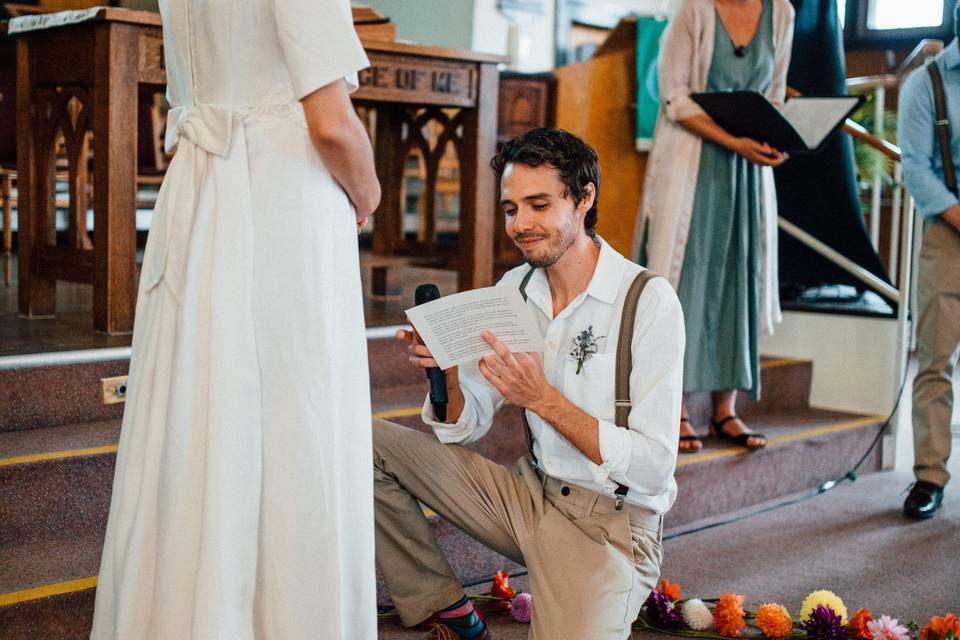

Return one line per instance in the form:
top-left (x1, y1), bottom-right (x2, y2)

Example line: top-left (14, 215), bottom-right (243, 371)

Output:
top-left (635, 16), bottom-right (668, 150)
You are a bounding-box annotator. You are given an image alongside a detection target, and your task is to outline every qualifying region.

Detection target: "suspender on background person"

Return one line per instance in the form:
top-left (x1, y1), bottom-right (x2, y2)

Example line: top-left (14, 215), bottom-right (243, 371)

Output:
top-left (928, 62), bottom-right (958, 197)
top-left (518, 267), bottom-right (662, 510)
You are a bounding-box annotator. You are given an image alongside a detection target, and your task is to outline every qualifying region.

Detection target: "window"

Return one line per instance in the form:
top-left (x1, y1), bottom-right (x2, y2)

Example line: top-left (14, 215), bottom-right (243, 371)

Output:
top-left (842, 0), bottom-right (955, 48)
top-left (867, 0), bottom-right (946, 30)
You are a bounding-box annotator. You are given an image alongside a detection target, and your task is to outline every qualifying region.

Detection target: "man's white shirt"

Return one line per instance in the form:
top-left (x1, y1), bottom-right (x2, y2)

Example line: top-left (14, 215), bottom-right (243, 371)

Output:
top-left (422, 238), bottom-right (684, 514)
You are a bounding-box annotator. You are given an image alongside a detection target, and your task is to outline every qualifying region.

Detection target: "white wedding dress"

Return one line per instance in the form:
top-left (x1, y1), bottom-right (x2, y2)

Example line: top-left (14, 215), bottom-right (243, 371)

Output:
top-left (90, 0), bottom-right (375, 638)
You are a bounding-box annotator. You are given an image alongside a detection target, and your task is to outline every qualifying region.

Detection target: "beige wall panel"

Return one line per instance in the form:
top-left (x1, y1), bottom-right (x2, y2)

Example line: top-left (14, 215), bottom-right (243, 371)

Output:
top-left (554, 49), bottom-right (646, 257)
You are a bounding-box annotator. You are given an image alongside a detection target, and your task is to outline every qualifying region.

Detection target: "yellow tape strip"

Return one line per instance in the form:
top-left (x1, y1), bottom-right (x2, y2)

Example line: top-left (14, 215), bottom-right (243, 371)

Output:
top-left (677, 415), bottom-right (884, 466)
top-left (0, 576), bottom-right (98, 607)
top-left (372, 407), bottom-right (422, 420)
top-left (760, 357), bottom-right (803, 370)
top-left (0, 445), bottom-right (119, 468)
top-left (0, 410), bottom-right (421, 468)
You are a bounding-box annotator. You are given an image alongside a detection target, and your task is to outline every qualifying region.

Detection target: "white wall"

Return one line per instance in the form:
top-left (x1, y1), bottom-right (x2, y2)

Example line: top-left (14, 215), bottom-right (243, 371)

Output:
top-left (363, 0), bottom-right (477, 50)
top-left (472, 0), bottom-right (555, 71)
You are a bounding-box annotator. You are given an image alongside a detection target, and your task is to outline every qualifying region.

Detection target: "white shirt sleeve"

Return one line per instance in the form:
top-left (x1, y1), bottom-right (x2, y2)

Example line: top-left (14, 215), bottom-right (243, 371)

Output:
top-left (594, 278), bottom-right (684, 496)
top-left (273, 0), bottom-right (369, 98)
top-left (420, 358), bottom-right (507, 444)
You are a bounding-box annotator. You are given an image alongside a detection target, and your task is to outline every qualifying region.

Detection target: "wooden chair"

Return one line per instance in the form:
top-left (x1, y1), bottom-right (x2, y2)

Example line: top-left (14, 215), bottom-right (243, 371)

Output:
top-left (0, 39), bottom-right (15, 286)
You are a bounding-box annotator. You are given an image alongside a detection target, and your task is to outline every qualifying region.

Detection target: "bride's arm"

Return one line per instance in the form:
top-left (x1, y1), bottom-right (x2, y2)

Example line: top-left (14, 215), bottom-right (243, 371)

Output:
top-left (301, 79), bottom-right (381, 218)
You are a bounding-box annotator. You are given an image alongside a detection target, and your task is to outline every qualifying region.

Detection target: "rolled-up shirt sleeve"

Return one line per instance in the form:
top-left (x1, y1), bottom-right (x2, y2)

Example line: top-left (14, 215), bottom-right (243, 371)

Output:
top-left (899, 67), bottom-right (960, 219)
top-left (594, 278), bottom-right (684, 496)
top-left (421, 358), bottom-right (506, 444)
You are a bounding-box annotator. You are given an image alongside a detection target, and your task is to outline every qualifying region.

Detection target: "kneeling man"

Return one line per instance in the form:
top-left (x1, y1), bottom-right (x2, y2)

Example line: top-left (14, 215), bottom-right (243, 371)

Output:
top-left (374, 128), bottom-right (684, 640)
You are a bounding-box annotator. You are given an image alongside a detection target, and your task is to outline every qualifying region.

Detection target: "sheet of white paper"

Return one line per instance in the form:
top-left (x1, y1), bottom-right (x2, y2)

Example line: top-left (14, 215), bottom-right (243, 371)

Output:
top-left (405, 287), bottom-right (545, 370)
top-left (8, 8), bottom-right (102, 34)
top-left (779, 96), bottom-right (860, 149)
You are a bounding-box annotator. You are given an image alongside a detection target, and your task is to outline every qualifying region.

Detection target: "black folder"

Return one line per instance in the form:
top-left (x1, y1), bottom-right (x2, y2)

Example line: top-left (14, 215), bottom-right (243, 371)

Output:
top-left (690, 91), bottom-right (864, 154)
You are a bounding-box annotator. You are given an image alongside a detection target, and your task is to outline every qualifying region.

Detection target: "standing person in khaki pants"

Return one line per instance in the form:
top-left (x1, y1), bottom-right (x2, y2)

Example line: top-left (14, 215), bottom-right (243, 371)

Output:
top-left (376, 129), bottom-right (684, 639)
top-left (898, 5), bottom-right (960, 520)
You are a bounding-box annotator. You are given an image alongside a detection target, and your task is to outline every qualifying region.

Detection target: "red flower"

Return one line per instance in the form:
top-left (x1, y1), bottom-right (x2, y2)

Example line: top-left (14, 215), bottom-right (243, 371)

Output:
top-left (849, 608), bottom-right (874, 640)
top-left (490, 570), bottom-right (514, 609)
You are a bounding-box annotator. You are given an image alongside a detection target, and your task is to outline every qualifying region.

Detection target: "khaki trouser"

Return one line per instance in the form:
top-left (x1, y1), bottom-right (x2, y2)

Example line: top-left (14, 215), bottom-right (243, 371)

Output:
top-left (372, 418), bottom-right (663, 640)
top-left (912, 218), bottom-right (960, 487)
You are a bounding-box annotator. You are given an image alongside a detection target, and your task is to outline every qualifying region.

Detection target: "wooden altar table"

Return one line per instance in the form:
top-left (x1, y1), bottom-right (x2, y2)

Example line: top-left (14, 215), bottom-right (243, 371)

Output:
top-left (5, 8), bottom-right (505, 334)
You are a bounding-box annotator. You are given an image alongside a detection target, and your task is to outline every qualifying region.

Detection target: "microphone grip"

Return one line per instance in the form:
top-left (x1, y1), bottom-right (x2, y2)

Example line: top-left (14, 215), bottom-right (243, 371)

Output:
top-left (426, 367), bottom-right (448, 421)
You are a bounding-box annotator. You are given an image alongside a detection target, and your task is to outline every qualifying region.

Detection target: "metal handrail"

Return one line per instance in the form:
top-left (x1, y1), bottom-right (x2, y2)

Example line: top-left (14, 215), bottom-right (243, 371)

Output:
top-left (780, 85), bottom-right (909, 304)
top-left (777, 218), bottom-right (901, 304)
top-left (842, 119), bottom-right (901, 162)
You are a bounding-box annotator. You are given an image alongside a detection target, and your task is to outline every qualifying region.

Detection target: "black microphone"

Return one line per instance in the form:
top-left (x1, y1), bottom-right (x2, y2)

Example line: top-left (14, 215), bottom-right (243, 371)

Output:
top-left (734, 45), bottom-right (746, 57)
top-left (414, 284), bottom-right (448, 421)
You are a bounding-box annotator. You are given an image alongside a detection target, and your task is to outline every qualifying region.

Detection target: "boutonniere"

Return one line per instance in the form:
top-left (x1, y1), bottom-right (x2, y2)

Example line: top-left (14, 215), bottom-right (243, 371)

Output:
top-left (570, 325), bottom-right (604, 375)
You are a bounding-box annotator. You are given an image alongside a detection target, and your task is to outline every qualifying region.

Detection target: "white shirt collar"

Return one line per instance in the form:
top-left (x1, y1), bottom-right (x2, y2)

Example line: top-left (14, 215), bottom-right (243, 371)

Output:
top-left (523, 237), bottom-right (625, 319)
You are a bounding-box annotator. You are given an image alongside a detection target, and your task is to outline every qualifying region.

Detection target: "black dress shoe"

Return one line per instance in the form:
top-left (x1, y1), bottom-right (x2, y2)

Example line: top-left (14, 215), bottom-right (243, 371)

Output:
top-left (903, 480), bottom-right (944, 520)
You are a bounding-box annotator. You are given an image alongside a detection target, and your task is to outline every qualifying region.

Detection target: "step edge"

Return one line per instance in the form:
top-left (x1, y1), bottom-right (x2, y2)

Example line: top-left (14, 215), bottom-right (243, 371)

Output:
top-left (0, 445), bottom-right (119, 468)
top-left (0, 576), bottom-right (97, 607)
top-left (676, 415), bottom-right (885, 467)
top-left (0, 407), bottom-right (420, 468)
top-left (0, 326), bottom-right (408, 371)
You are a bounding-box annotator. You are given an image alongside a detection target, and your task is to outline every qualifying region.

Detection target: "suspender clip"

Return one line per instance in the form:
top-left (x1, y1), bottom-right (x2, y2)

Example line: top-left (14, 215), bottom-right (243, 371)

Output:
top-left (614, 494), bottom-right (625, 510)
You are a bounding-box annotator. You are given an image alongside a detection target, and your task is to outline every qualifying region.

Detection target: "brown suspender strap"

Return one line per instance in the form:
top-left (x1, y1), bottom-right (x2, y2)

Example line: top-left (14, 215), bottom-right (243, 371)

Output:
top-left (518, 267), bottom-right (539, 471)
top-left (928, 63), bottom-right (958, 197)
top-left (615, 270), bottom-right (659, 430)
top-left (518, 267), bottom-right (662, 510)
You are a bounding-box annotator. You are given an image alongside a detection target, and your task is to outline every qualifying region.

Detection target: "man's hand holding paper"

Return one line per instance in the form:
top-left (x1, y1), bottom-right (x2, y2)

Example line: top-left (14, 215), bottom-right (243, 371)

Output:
top-left (403, 287), bottom-right (546, 371)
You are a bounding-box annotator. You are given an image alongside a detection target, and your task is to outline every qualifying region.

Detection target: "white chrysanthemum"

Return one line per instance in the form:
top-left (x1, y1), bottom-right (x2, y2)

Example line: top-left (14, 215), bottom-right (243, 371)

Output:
top-left (682, 598), bottom-right (714, 631)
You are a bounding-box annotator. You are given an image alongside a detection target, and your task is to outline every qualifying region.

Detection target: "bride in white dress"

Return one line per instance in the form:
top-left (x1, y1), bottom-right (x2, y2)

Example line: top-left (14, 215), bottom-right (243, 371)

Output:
top-left (90, 0), bottom-right (380, 637)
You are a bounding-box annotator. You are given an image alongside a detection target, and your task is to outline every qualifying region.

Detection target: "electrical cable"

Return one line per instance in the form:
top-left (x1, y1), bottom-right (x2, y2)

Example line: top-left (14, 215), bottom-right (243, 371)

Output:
top-left (663, 354), bottom-right (912, 541)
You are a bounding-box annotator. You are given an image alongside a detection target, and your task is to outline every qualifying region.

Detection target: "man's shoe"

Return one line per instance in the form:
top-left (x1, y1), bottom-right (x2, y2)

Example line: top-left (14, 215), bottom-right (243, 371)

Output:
top-left (903, 480), bottom-right (944, 520)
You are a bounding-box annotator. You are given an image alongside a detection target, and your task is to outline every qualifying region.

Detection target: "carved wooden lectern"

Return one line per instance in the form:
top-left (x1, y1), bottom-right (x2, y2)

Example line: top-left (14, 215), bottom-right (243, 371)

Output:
top-left (6, 8), bottom-right (505, 334)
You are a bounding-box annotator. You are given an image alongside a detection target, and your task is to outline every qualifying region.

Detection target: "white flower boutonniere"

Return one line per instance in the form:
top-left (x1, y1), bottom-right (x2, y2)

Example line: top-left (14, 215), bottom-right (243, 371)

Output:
top-left (570, 326), bottom-right (604, 375)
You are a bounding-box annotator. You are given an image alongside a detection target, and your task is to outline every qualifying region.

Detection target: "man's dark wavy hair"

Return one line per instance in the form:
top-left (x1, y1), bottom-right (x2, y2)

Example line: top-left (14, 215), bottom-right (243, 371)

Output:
top-left (490, 128), bottom-right (601, 238)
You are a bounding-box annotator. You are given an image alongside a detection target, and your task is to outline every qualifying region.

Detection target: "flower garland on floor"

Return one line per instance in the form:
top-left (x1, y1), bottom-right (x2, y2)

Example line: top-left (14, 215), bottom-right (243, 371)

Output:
top-left (379, 572), bottom-right (958, 640)
top-left (634, 580), bottom-right (959, 640)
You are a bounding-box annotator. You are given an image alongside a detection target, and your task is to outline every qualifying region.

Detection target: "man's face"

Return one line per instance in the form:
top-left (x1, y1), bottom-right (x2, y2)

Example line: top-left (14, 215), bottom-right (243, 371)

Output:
top-left (499, 163), bottom-right (592, 269)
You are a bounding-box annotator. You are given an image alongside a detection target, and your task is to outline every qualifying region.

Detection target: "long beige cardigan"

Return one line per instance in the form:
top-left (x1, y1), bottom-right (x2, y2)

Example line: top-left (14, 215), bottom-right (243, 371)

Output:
top-left (633, 0), bottom-right (795, 336)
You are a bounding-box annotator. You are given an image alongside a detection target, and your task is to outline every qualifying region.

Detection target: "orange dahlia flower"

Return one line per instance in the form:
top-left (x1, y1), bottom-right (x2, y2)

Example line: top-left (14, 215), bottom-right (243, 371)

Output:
top-left (658, 578), bottom-right (682, 601)
top-left (920, 613), bottom-right (960, 640)
top-left (714, 593), bottom-right (747, 637)
top-left (756, 603), bottom-right (793, 638)
top-left (849, 608), bottom-right (874, 640)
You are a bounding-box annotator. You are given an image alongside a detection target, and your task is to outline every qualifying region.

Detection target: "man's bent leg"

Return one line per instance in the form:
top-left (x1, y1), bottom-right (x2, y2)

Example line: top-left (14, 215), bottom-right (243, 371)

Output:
top-left (373, 419), bottom-right (540, 626)
top-left (912, 220), bottom-right (960, 488)
top-left (521, 479), bottom-right (662, 640)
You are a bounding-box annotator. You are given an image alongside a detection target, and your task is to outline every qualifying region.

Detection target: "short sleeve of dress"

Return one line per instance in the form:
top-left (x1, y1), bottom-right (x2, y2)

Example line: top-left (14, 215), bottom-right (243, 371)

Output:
top-left (274, 0), bottom-right (370, 99)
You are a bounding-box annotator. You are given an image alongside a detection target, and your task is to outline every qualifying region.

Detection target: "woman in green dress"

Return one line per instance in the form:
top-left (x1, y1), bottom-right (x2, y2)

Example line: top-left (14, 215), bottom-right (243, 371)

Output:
top-left (637, 0), bottom-right (796, 452)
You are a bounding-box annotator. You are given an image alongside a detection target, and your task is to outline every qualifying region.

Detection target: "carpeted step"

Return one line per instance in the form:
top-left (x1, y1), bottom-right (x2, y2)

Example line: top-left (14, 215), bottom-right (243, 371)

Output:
top-left (0, 421), bottom-right (118, 548)
top-left (668, 409), bottom-right (885, 528)
top-left (0, 511), bottom-right (519, 640)
top-left (683, 356), bottom-right (813, 428)
top-left (0, 361), bottom-right (127, 433)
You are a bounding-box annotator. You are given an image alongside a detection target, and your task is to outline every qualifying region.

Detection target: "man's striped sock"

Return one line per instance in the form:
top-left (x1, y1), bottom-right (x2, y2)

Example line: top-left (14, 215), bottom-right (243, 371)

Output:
top-left (436, 596), bottom-right (489, 639)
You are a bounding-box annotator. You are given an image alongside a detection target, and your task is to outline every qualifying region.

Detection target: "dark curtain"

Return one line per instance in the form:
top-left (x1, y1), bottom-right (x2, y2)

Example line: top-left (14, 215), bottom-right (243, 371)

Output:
top-left (774, 0), bottom-right (892, 299)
